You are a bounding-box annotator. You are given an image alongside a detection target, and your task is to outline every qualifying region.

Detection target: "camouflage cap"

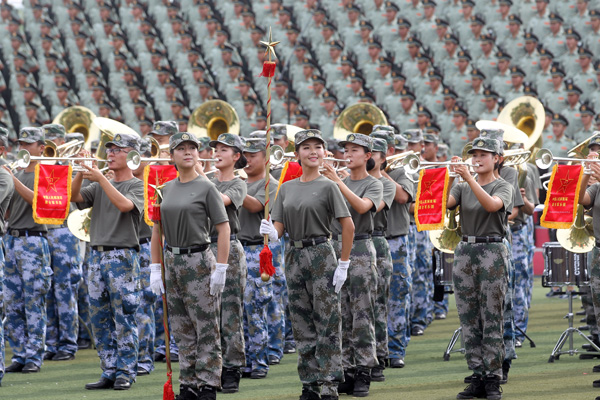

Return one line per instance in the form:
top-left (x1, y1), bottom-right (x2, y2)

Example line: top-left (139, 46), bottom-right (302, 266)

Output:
top-left (140, 138), bottom-right (152, 157)
top-left (66, 132), bottom-right (84, 143)
top-left (42, 123), bottom-right (66, 140)
top-left (209, 132), bottom-right (245, 151)
top-left (339, 133), bottom-right (373, 151)
top-left (587, 133), bottom-right (600, 148)
top-left (423, 133), bottom-right (438, 144)
top-left (371, 130), bottom-right (395, 147)
top-left (295, 129), bottom-right (326, 146)
top-left (403, 129), bottom-right (424, 143)
top-left (473, 128), bottom-right (504, 154)
top-left (271, 124), bottom-right (289, 139)
top-left (394, 134), bottom-right (408, 150)
top-left (18, 127), bottom-right (45, 144)
top-left (437, 143), bottom-right (449, 158)
top-left (150, 120), bottom-right (178, 136)
top-left (197, 136), bottom-right (211, 151)
top-left (106, 133), bottom-right (140, 151)
top-left (170, 131), bottom-right (200, 150)
top-left (469, 137), bottom-right (500, 154)
top-left (372, 138), bottom-right (388, 153)
top-left (243, 138), bottom-right (267, 153)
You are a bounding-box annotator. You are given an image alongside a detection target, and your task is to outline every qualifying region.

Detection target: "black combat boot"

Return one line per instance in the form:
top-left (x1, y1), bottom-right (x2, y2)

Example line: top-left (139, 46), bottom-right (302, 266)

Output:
top-left (337, 369), bottom-right (355, 395)
top-left (221, 368), bottom-right (241, 394)
top-left (499, 360), bottom-right (510, 384)
top-left (352, 368), bottom-right (371, 397)
top-left (456, 374), bottom-right (486, 399)
top-left (370, 357), bottom-right (386, 382)
top-left (198, 385), bottom-right (217, 400)
top-left (484, 375), bottom-right (503, 400)
top-left (175, 384), bottom-right (199, 400)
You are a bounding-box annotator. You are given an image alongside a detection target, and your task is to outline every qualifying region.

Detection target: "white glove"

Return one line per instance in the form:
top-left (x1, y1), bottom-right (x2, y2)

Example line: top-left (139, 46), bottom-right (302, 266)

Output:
top-left (259, 218), bottom-right (279, 242)
top-left (333, 260), bottom-right (350, 293)
top-left (210, 263), bottom-right (228, 296)
top-left (150, 263), bottom-right (164, 295)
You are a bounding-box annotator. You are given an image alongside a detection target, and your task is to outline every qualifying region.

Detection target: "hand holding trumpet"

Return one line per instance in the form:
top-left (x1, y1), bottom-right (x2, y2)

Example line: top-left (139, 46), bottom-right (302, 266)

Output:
top-left (450, 156), bottom-right (472, 181)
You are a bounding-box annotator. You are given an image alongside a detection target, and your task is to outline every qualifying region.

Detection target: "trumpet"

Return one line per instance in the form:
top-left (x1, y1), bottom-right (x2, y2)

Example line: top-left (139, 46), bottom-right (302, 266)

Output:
top-left (402, 154), bottom-right (479, 174)
top-left (44, 139), bottom-right (86, 158)
top-left (126, 150), bottom-right (171, 170)
top-left (502, 149), bottom-right (531, 166)
top-left (535, 148), bottom-right (600, 169)
top-left (385, 151), bottom-right (416, 171)
top-left (16, 149), bottom-right (102, 171)
top-left (323, 157), bottom-right (348, 169)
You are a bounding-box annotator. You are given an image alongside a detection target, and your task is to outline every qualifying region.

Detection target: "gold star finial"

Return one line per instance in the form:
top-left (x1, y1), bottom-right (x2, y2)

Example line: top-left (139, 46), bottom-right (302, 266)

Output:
top-left (260, 27), bottom-right (280, 61)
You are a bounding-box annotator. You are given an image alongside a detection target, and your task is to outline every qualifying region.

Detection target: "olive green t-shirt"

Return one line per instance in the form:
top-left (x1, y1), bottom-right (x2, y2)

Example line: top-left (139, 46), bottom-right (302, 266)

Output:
top-left (586, 183), bottom-right (600, 241)
top-left (526, 162), bottom-right (541, 190)
top-left (373, 176), bottom-right (396, 232)
top-left (331, 175), bottom-right (384, 236)
top-left (500, 167), bottom-right (523, 210)
top-left (514, 176), bottom-right (539, 226)
top-left (78, 177), bottom-right (144, 247)
top-left (0, 168), bottom-right (14, 234)
top-left (139, 219), bottom-right (152, 240)
top-left (271, 176), bottom-right (350, 241)
top-left (160, 176), bottom-right (229, 247)
top-left (449, 178), bottom-right (514, 237)
top-left (386, 166), bottom-right (415, 237)
top-left (9, 171), bottom-right (47, 232)
top-left (238, 175), bottom-right (277, 242)
top-left (209, 177), bottom-right (247, 236)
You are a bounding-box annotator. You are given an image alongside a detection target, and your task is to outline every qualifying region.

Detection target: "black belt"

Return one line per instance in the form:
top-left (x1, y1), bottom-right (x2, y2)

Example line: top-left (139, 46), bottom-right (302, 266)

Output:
top-left (139, 237), bottom-right (151, 245)
top-left (462, 236), bottom-right (503, 244)
top-left (165, 244), bottom-right (209, 255)
top-left (510, 223), bottom-right (524, 232)
top-left (291, 236), bottom-right (328, 249)
top-left (596, 239), bottom-right (600, 248)
top-left (372, 230), bottom-right (385, 237)
top-left (210, 234), bottom-right (237, 243)
top-left (336, 233), bottom-right (372, 241)
top-left (9, 229), bottom-right (47, 238)
top-left (92, 245), bottom-right (140, 252)
top-left (240, 239), bottom-right (265, 246)
top-left (386, 234), bottom-right (407, 240)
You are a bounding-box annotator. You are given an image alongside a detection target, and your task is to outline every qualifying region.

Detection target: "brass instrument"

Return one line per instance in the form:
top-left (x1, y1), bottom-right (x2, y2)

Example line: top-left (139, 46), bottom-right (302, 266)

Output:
top-left (475, 120), bottom-right (528, 145)
top-left (205, 168), bottom-right (248, 180)
top-left (535, 148), bottom-right (600, 169)
top-left (323, 157), bottom-right (348, 169)
top-left (568, 132), bottom-right (600, 159)
top-left (502, 149), bottom-right (531, 166)
top-left (429, 208), bottom-right (462, 254)
top-left (384, 151), bottom-right (416, 172)
top-left (402, 154), bottom-right (480, 174)
top-left (52, 106), bottom-right (97, 148)
top-left (147, 136), bottom-right (170, 158)
top-left (126, 150), bottom-right (171, 170)
top-left (333, 103), bottom-right (388, 139)
top-left (67, 208), bottom-right (92, 242)
top-left (89, 117), bottom-right (140, 165)
top-left (495, 96), bottom-right (545, 157)
top-left (43, 139), bottom-right (85, 158)
top-left (270, 124), bottom-right (304, 151)
top-left (188, 100), bottom-right (240, 140)
top-left (556, 205), bottom-right (595, 253)
top-left (16, 149), bottom-right (103, 171)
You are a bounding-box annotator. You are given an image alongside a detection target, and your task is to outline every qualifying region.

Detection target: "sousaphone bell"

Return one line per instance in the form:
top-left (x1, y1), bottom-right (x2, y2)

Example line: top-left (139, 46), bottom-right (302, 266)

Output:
top-left (333, 103), bottom-right (387, 139)
top-left (188, 100), bottom-right (240, 140)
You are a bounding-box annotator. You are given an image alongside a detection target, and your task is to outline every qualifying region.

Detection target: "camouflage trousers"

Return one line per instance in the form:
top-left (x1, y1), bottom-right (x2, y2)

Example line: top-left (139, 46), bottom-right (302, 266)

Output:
top-left (78, 242), bottom-right (91, 341)
top-left (210, 240), bottom-right (247, 369)
top-left (286, 241), bottom-right (342, 397)
top-left (136, 242), bottom-right (157, 373)
top-left (434, 294), bottom-right (449, 315)
top-left (88, 248), bottom-right (140, 381)
top-left (453, 241), bottom-right (509, 378)
top-left (243, 244), bottom-right (274, 373)
top-left (46, 227), bottom-right (82, 355)
top-left (526, 215), bottom-right (535, 307)
top-left (267, 239), bottom-right (286, 360)
top-left (333, 238), bottom-right (378, 369)
top-left (511, 226), bottom-right (530, 342)
top-left (372, 236), bottom-right (392, 359)
top-left (0, 238), bottom-right (5, 382)
top-left (154, 298), bottom-right (179, 356)
top-left (581, 281), bottom-right (597, 336)
top-left (165, 248), bottom-right (222, 389)
top-left (282, 235), bottom-right (295, 348)
top-left (410, 230), bottom-right (434, 330)
top-left (588, 248), bottom-right (600, 339)
top-left (503, 238), bottom-right (516, 362)
top-left (387, 235), bottom-right (412, 359)
top-left (4, 235), bottom-right (52, 367)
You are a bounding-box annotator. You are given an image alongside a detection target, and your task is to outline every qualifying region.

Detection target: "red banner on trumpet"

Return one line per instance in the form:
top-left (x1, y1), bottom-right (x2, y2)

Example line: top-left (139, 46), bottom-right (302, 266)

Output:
top-left (33, 164), bottom-right (72, 224)
top-left (540, 164), bottom-right (583, 229)
top-left (144, 164), bottom-right (178, 226)
top-left (415, 167), bottom-right (449, 231)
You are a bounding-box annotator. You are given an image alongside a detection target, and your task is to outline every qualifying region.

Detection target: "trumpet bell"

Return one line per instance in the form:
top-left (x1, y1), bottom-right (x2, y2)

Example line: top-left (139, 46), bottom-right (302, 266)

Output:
top-left (557, 206), bottom-right (595, 253)
top-left (43, 140), bottom-right (57, 158)
top-left (269, 145), bottom-right (285, 165)
top-left (188, 100), bottom-right (240, 140)
top-left (535, 148), bottom-right (554, 169)
top-left (16, 149), bottom-right (31, 169)
top-left (52, 106), bottom-right (97, 149)
top-left (126, 150), bottom-right (143, 170)
top-left (402, 154), bottom-right (422, 174)
top-left (67, 208), bottom-right (92, 242)
top-left (333, 103), bottom-right (387, 139)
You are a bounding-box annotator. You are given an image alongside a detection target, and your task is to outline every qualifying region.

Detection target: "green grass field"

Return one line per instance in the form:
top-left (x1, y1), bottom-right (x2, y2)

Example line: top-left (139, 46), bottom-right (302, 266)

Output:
top-left (2, 278), bottom-right (599, 399)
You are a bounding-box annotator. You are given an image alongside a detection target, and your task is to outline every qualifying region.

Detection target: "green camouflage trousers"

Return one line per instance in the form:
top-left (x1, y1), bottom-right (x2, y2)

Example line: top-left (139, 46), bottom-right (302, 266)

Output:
top-left (210, 240), bottom-right (247, 368)
top-left (372, 236), bottom-right (392, 359)
top-left (453, 241), bottom-right (509, 378)
top-left (285, 241), bottom-right (343, 397)
top-left (165, 249), bottom-right (222, 389)
top-left (589, 247), bottom-right (600, 338)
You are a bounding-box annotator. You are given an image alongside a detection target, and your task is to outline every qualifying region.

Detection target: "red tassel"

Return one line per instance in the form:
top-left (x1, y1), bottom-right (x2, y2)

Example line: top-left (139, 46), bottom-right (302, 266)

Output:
top-left (259, 245), bottom-right (276, 277)
top-left (163, 371), bottom-right (175, 400)
top-left (259, 61), bottom-right (277, 77)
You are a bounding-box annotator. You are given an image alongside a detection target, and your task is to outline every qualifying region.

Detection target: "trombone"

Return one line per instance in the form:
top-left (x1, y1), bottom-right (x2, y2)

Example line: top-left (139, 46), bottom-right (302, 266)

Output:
top-left (402, 154), bottom-right (480, 175)
top-left (16, 149), bottom-right (103, 171)
top-left (535, 148), bottom-right (600, 169)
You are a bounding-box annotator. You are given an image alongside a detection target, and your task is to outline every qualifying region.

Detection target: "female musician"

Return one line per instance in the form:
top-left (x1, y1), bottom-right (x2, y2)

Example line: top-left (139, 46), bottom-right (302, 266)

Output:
top-left (321, 133), bottom-right (383, 398)
top-left (366, 138), bottom-right (396, 381)
top-left (207, 133), bottom-right (248, 394)
top-left (260, 129), bottom-right (354, 400)
top-left (447, 133), bottom-right (513, 400)
top-left (150, 132), bottom-right (231, 400)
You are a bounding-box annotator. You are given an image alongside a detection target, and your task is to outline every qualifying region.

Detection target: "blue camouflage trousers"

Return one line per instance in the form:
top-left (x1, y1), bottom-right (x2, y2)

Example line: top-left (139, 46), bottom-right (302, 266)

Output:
top-left (46, 227), bottom-right (82, 355)
top-left (4, 235), bottom-right (52, 367)
top-left (372, 236), bottom-right (392, 359)
top-left (210, 240), bottom-right (247, 369)
top-left (387, 235), bottom-right (412, 359)
top-left (512, 226), bottom-right (530, 342)
top-left (434, 295), bottom-right (449, 316)
top-left (243, 244), bottom-right (273, 373)
top-left (136, 242), bottom-right (157, 373)
top-left (267, 239), bottom-right (285, 361)
top-left (526, 215), bottom-right (535, 307)
top-left (453, 241), bottom-right (509, 378)
top-left (503, 238), bottom-right (516, 361)
top-left (285, 241), bottom-right (343, 397)
top-left (78, 243), bottom-right (91, 342)
top-left (410, 230), bottom-right (434, 329)
top-left (88, 248), bottom-right (140, 381)
top-left (0, 238), bottom-right (5, 383)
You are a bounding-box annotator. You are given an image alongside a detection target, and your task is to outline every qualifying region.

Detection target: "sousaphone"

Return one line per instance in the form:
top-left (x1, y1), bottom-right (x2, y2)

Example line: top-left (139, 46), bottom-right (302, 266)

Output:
top-left (89, 118), bottom-right (140, 164)
top-left (496, 96), bottom-right (545, 156)
top-left (557, 205), bottom-right (595, 253)
top-left (52, 106), bottom-right (97, 149)
top-left (333, 103), bottom-right (387, 139)
top-left (188, 100), bottom-right (240, 140)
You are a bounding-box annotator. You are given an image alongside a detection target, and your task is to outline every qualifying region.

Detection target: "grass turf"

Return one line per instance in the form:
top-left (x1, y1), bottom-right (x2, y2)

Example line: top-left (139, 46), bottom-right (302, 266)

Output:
top-left (2, 278), bottom-right (599, 399)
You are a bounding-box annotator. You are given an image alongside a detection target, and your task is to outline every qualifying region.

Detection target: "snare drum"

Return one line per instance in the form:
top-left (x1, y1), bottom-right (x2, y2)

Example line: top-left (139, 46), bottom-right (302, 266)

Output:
top-left (542, 242), bottom-right (590, 286)
top-left (434, 249), bottom-right (455, 287)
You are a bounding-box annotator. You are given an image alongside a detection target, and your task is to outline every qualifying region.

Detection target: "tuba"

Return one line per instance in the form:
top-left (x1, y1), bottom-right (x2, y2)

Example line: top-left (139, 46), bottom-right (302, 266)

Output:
top-left (429, 208), bottom-right (462, 253)
top-left (333, 103), bottom-right (387, 139)
top-left (188, 100), bottom-right (240, 140)
top-left (556, 205), bottom-right (595, 253)
top-left (52, 106), bottom-right (97, 148)
top-left (496, 96), bottom-right (545, 158)
top-left (89, 117), bottom-right (140, 164)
